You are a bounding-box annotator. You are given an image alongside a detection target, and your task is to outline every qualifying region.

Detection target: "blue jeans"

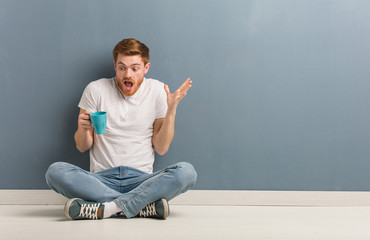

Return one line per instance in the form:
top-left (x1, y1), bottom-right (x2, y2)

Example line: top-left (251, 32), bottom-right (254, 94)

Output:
top-left (45, 162), bottom-right (197, 218)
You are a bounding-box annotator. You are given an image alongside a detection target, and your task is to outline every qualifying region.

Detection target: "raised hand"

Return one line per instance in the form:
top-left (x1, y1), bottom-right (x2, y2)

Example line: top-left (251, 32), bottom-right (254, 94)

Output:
top-left (164, 78), bottom-right (192, 113)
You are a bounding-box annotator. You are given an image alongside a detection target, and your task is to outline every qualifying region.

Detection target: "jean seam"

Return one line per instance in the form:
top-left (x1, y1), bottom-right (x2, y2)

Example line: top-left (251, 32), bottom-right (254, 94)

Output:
top-left (113, 199), bottom-right (130, 217)
top-left (115, 170), bottom-right (169, 218)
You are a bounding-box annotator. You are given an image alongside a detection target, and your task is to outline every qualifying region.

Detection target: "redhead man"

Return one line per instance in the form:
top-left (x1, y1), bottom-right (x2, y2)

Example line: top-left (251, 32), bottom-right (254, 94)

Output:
top-left (45, 38), bottom-right (197, 220)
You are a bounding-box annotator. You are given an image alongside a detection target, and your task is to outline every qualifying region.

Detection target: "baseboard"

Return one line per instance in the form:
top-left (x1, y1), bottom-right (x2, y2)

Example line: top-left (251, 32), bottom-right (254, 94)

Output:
top-left (2, 190), bottom-right (370, 206)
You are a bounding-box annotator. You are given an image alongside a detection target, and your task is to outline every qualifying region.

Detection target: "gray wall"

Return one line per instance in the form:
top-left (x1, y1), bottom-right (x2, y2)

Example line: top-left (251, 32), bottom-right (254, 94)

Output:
top-left (1, 0), bottom-right (370, 190)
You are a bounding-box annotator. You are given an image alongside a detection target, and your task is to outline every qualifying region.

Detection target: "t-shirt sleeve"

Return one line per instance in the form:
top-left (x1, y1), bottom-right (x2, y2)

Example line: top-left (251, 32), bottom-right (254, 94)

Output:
top-left (155, 83), bottom-right (168, 119)
top-left (78, 82), bottom-right (99, 112)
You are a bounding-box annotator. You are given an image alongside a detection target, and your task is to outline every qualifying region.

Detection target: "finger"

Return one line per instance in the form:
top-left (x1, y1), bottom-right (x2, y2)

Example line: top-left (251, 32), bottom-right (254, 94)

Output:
top-left (164, 84), bottom-right (171, 95)
top-left (179, 78), bottom-right (190, 90)
top-left (176, 80), bottom-right (191, 96)
top-left (176, 83), bottom-right (190, 96)
top-left (81, 125), bottom-right (93, 131)
top-left (80, 120), bottom-right (91, 128)
top-left (81, 118), bottom-right (91, 124)
top-left (179, 79), bottom-right (192, 93)
top-left (81, 114), bottom-right (90, 121)
top-left (82, 111), bottom-right (92, 119)
top-left (174, 89), bottom-right (188, 102)
top-left (82, 111), bottom-right (91, 118)
top-left (179, 83), bottom-right (192, 97)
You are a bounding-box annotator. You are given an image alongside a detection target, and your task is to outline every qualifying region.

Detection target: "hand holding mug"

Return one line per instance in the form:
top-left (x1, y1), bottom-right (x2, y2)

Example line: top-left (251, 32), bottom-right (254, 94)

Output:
top-left (78, 110), bottom-right (93, 131)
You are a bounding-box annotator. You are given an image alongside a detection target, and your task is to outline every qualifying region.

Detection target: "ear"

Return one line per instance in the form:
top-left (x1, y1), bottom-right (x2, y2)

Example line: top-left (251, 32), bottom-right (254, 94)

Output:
top-left (144, 62), bottom-right (150, 74)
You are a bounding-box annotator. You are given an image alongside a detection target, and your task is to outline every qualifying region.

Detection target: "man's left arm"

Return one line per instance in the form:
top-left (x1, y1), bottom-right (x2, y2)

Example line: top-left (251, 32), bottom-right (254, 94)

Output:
top-left (152, 78), bottom-right (192, 155)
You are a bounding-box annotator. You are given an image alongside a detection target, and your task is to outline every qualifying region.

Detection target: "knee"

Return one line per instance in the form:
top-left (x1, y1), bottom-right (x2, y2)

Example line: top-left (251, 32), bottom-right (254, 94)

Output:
top-left (174, 162), bottom-right (197, 189)
top-left (45, 162), bottom-right (73, 187)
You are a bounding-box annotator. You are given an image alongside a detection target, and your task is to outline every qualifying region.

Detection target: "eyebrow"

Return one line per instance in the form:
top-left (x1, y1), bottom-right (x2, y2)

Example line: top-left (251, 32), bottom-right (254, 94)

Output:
top-left (117, 62), bottom-right (142, 66)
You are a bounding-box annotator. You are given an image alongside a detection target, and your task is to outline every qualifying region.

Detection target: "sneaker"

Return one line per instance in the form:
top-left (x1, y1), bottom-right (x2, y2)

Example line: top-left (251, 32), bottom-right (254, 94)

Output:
top-left (64, 198), bottom-right (105, 220)
top-left (138, 198), bottom-right (170, 219)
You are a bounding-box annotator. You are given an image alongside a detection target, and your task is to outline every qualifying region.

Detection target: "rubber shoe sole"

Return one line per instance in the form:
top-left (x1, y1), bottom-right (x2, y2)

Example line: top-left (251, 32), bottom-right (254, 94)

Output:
top-left (65, 198), bottom-right (82, 220)
top-left (161, 199), bottom-right (169, 219)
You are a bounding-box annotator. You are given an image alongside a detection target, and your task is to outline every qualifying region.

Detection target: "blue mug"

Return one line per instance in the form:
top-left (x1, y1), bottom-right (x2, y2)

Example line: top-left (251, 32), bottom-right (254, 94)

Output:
top-left (90, 112), bottom-right (107, 134)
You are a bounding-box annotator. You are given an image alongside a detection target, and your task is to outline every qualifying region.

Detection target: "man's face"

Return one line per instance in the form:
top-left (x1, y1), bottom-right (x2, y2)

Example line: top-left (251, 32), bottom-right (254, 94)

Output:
top-left (114, 54), bottom-right (150, 96)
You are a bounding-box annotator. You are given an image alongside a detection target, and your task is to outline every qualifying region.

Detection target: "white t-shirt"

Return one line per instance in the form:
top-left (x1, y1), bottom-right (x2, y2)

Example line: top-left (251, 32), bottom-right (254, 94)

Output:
top-left (78, 77), bottom-right (168, 173)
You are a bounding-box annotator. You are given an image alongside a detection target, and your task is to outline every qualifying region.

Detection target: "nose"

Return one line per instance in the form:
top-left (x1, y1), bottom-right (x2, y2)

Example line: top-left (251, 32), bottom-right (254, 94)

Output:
top-left (124, 68), bottom-right (132, 79)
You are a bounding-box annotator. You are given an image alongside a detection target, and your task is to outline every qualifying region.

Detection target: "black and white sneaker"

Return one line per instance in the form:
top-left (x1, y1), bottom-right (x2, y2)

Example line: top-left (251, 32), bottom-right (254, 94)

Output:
top-left (64, 198), bottom-right (105, 220)
top-left (138, 198), bottom-right (169, 219)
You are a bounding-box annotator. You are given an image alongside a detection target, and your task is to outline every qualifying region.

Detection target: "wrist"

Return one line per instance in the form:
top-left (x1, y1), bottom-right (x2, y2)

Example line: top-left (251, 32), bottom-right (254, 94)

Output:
top-left (166, 106), bottom-right (177, 116)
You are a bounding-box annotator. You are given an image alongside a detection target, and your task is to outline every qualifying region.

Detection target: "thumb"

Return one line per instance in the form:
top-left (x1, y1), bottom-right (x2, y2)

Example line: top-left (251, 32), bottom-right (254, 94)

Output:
top-left (164, 84), bottom-right (170, 95)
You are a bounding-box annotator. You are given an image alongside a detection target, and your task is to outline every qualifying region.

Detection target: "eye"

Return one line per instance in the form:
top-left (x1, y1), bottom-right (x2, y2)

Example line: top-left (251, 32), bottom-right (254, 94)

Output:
top-left (132, 67), bottom-right (139, 72)
top-left (119, 66), bottom-right (127, 71)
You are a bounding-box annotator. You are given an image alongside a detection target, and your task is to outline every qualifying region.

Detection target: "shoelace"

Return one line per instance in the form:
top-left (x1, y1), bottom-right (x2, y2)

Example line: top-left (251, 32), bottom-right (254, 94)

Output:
top-left (79, 203), bottom-right (101, 220)
top-left (139, 203), bottom-right (156, 217)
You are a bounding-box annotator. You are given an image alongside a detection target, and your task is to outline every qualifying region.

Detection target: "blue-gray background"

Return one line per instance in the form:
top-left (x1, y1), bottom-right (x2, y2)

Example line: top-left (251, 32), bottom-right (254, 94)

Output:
top-left (1, 0), bottom-right (370, 190)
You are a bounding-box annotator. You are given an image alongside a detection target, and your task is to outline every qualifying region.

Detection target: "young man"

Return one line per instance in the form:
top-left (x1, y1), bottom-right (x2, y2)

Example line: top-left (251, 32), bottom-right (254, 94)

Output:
top-left (45, 38), bottom-right (197, 220)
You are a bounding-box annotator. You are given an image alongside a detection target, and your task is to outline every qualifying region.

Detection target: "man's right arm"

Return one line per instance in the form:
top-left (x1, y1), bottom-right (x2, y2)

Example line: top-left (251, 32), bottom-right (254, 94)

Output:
top-left (74, 109), bottom-right (94, 153)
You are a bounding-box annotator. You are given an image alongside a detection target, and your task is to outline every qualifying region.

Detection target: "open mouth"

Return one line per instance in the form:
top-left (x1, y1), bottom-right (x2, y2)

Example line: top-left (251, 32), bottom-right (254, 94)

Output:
top-left (124, 80), bottom-right (134, 90)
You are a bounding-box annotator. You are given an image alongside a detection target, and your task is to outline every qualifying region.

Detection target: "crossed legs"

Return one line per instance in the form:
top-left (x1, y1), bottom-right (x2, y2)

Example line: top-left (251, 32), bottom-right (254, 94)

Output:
top-left (45, 162), bottom-right (197, 218)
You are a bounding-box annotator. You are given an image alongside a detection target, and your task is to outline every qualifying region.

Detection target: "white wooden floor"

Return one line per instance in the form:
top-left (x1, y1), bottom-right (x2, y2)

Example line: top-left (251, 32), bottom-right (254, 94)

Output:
top-left (1, 204), bottom-right (370, 240)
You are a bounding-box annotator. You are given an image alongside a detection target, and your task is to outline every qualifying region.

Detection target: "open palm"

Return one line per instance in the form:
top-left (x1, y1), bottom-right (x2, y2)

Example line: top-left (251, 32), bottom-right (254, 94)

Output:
top-left (164, 78), bottom-right (192, 111)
